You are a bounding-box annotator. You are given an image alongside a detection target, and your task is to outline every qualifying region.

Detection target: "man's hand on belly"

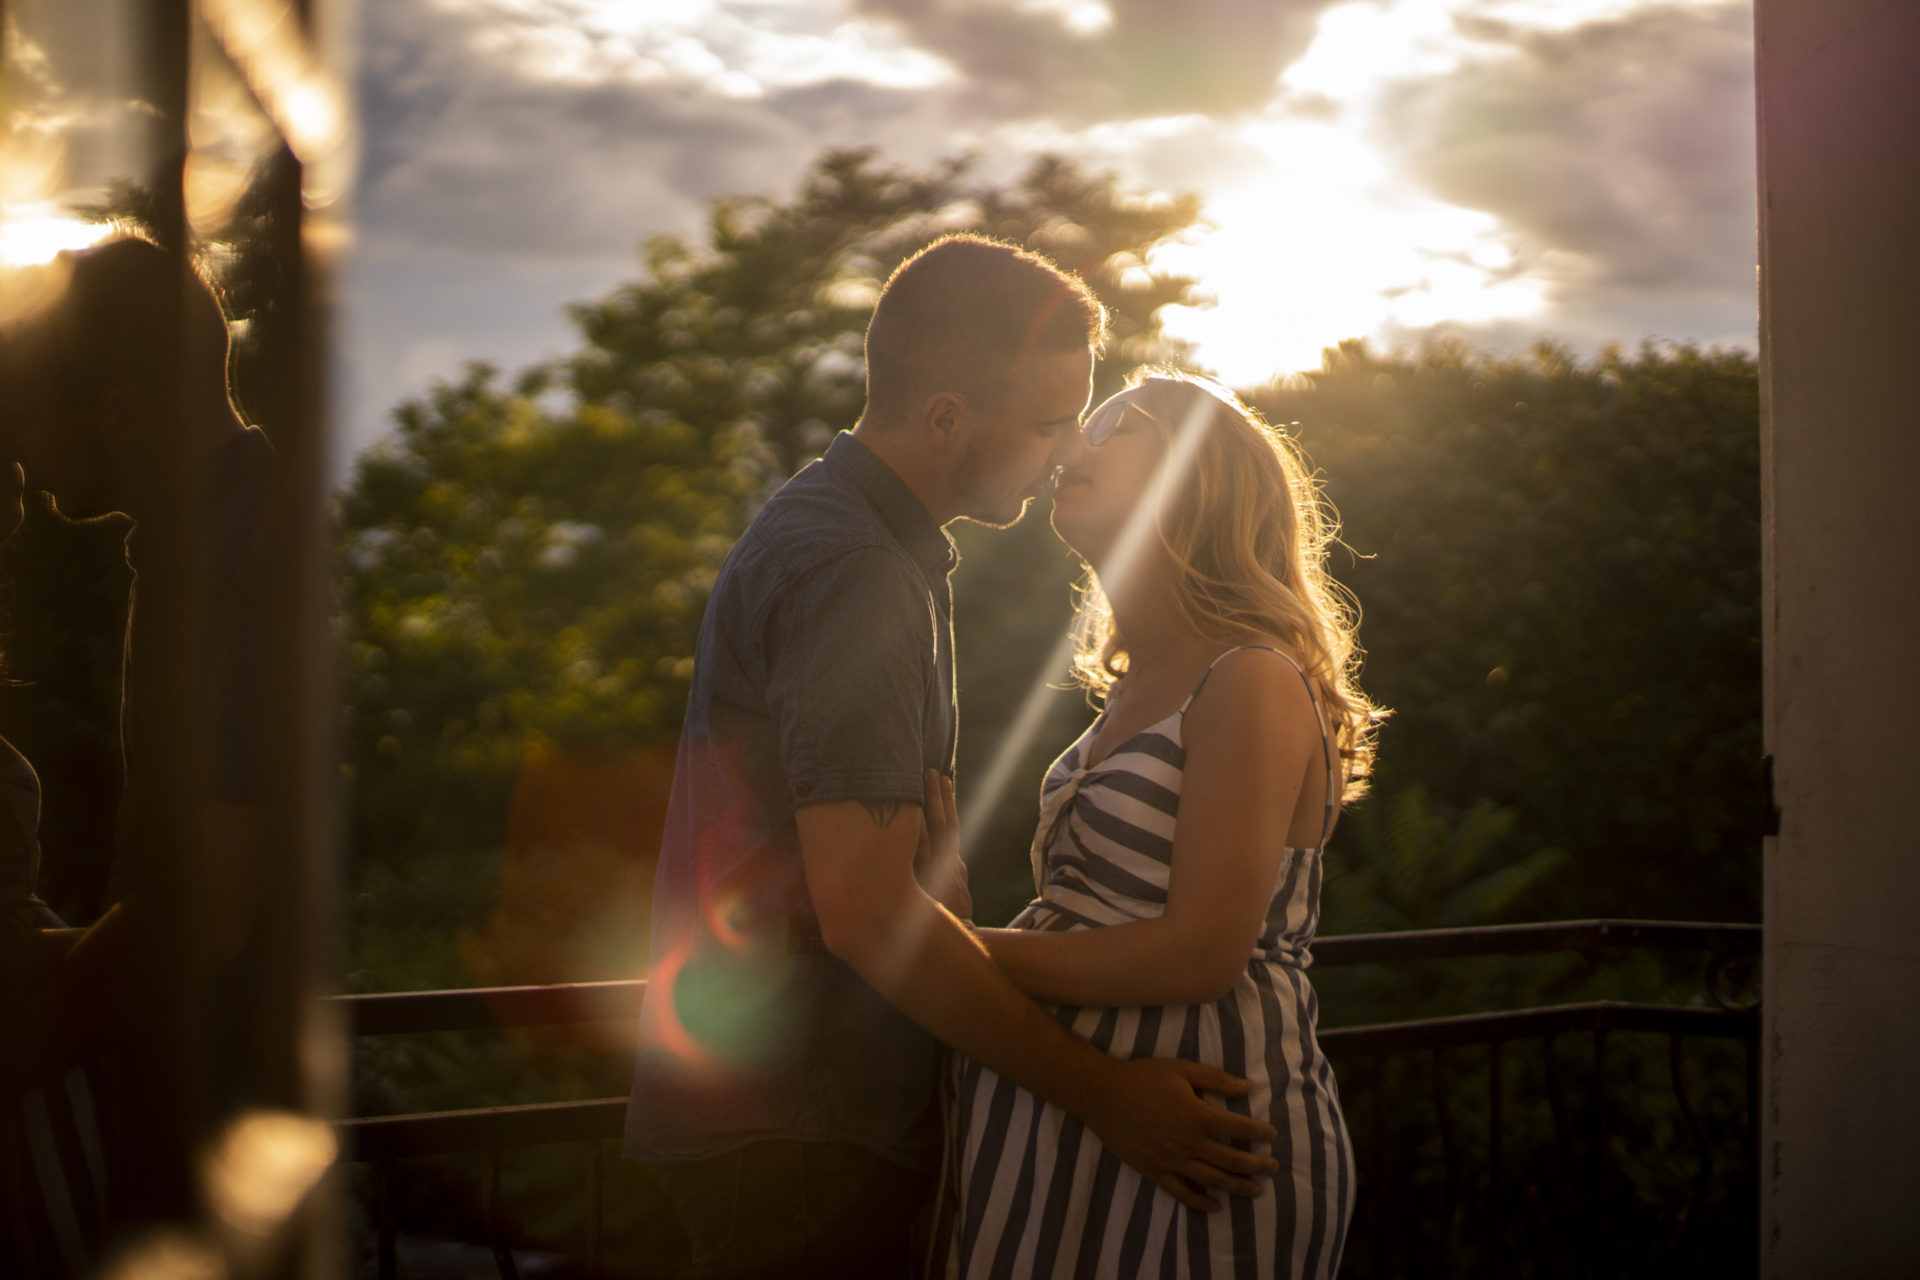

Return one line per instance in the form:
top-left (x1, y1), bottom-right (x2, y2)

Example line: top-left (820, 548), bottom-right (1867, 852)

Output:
top-left (1075, 1056), bottom-right (1279, 1213)
top-left (799, 797), bottom-right (1276, 1208)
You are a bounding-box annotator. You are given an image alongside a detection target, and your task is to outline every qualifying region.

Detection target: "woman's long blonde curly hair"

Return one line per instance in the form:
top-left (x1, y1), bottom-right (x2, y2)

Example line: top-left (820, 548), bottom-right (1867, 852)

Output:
top-left (1068, 368), bottom-right (1383, 802)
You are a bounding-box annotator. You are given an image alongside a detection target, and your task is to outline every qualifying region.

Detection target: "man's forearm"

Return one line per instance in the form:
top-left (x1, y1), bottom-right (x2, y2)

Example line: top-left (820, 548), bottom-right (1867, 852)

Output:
top-left (800, 796), bottom-right (1276, 1208)
top-left (828, 888), bottom-right (1107, 1118)
top-left (977, 918), bottom-right (1239, 1009)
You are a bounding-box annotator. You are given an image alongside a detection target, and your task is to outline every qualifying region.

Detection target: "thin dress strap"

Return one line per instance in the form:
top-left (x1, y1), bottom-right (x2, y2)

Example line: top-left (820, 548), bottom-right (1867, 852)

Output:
top-left (1185, 644), bottom-right (1339, 848)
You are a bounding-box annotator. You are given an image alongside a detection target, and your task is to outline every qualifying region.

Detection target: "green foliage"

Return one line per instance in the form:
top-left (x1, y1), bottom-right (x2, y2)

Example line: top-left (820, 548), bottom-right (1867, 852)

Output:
top-left (1327, 786), bottom-right (1568, 936)
top-left (339, 362), bottom-right (746, 989)
top-left (1255, 339), bottom-right (1762, 931)
top-left (1262, 340), bottom-right (1762, 1275)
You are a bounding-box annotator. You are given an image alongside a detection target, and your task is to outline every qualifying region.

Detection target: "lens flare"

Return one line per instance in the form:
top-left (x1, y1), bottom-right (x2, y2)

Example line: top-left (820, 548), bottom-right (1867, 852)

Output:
top-left (201, 1109), bottom-right (336, 1243)
top-left (958, 629), bottom-right (1080, 870)
top-left (200, 0), bottom-right (348, 166)
top-left (639, 930), bottom-right (716, 1071)
top-left (687, 792), bottom-right (763, 952)
top-left (699, 886), bottom-right (752, 951)
top-left (958, 391), bottom-right (1216, 876)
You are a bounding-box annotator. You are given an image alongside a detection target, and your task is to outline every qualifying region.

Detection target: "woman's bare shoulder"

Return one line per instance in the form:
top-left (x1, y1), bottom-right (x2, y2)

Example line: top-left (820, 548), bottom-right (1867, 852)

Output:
top-left (1184, 643), bottom-right (1319, 747)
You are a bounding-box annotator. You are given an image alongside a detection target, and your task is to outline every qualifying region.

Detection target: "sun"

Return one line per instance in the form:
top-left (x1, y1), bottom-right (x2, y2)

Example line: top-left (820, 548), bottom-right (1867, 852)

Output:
top-left (1151, 120), bottom-right (1549, 385)
top-left (0, 208), bottom-right (112, 268)
top-left (1145, 0), bottom-right (1563, 386)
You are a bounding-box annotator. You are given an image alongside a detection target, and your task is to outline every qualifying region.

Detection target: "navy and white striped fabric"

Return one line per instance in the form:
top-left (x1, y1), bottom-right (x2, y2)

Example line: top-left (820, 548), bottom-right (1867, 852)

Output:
top-left (952, 645), bottom-right (1353, 1279)
top-left (3, 1065), bottom-right (108, 1278)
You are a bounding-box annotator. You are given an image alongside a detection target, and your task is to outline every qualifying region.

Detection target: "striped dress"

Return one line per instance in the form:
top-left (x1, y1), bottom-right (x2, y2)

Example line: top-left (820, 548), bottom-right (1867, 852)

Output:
top-left (952, 646), bottom-right (1354, 1279)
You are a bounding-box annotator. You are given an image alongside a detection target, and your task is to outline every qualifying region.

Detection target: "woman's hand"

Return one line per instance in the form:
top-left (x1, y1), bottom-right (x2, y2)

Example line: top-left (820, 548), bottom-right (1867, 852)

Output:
top-left (916, 768), bottom-right (971, 921)
top-left (972, 650), bottom-right (1321, 1009)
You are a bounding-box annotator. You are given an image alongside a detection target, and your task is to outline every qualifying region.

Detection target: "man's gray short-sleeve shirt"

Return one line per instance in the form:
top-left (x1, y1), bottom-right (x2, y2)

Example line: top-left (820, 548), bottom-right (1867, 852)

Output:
top-left (625, 432), bottom-right (957, 1170)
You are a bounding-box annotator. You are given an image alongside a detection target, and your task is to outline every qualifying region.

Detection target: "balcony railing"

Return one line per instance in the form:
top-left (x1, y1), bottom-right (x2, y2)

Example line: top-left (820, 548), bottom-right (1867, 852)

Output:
top-left (334, 919), bottom-right (1760, 1279)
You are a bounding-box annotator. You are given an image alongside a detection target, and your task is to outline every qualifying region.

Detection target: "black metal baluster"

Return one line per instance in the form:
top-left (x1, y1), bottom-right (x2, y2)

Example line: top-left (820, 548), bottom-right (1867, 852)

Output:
top-left (1665, 1033), bottom-right (1712, 1254)
top-left (1372, 1053), bottom-right (1389, 1279)
top-left (1542, 1033), bottom-right (1569, 1273)
top-left (1488, 1039), bottom-right (1504, 1280)
top-left (377, 1158), bottom-right (398, 1280)
top-left (1745, 1029), bottom-right (1760, 1225)
top-left (588, 1140), bottom-right (605, 1280)
top-left (1591, 1029), bottom-right (1610, 1280)
top-left (486, 1145), bottom-right (520, 1280)
top-left (1432, 1048), bottom-right (1459, 1277)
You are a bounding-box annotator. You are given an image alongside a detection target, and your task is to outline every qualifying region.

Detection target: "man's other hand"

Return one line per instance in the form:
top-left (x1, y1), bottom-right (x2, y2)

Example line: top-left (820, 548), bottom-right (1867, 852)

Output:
top-left (915, 768), bottom-right (970, 921)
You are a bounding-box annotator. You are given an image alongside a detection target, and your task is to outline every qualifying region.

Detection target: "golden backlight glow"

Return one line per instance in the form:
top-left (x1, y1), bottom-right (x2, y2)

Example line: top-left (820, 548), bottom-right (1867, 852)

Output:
top-left (1146, 0), bottom-right (1718, 385)
top-left (1152, 123), bottom-right (1552, 385)
top-left (201, 0), bottom-right (348, 163)
top-left (0, 208), bottom-right (112, 268)
top-left (959, 395), bottom-right (1217, 877)
top-left (1148, 0), bottom-right (1566, 384)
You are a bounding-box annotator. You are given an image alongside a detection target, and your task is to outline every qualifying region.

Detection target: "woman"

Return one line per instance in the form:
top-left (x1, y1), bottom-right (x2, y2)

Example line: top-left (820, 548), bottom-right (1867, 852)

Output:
top-left (946, 371), bottom-right (1380, 1279)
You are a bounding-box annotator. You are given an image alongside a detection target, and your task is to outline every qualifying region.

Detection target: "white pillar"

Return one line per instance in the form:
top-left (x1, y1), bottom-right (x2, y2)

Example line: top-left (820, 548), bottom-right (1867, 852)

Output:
top-left (1757, 1), bottom-right (1920, 1274)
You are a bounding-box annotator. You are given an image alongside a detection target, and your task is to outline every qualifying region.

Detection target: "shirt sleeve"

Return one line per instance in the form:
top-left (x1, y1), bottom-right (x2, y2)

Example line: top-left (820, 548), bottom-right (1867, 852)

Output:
top-left (764, 545), bottom-right (937, 808)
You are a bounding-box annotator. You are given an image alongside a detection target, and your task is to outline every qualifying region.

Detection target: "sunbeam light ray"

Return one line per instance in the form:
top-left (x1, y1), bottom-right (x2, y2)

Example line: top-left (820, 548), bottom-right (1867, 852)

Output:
top-left (956, 389), bottom-right (1217, 884)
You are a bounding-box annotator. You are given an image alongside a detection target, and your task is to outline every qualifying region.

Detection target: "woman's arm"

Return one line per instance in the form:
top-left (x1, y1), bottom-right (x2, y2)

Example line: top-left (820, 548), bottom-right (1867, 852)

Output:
top-left (978, 649), bottom-right (1322, 1008)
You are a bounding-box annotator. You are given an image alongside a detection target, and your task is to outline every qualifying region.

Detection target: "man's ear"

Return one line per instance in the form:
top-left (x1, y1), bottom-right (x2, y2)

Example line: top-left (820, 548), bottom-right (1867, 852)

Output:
top-left (919, 391), bottom-right (964, 451)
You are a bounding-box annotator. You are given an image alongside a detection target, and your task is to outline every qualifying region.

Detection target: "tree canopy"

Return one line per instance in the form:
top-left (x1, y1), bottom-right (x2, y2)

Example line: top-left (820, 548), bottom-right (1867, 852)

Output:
top-left (336, 149), bottom-right (1209, 988)
top-left (1263, 339), bottom-right (1761, 931)
top-left (333, 150), bottom-right (1761, 996)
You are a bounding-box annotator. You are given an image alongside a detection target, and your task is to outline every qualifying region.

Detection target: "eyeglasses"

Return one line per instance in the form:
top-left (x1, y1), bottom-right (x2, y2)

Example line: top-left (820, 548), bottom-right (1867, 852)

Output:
top-left (1080, 395), bottom-right (1161, 448)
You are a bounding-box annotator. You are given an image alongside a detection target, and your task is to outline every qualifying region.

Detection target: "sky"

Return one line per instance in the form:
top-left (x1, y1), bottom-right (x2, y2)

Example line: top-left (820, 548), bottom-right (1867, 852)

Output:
top-left (3, 0), bottom-right (1760, 475)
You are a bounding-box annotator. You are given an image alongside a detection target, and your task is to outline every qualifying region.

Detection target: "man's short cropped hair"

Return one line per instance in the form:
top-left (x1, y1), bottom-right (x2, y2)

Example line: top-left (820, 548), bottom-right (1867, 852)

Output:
top-left (863, 234), bottom-right (1107, 423)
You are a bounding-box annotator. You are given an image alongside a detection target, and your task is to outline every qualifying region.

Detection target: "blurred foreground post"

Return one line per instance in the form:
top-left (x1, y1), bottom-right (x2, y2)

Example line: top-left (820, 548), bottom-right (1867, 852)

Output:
top-left (2, 0), bottom-right (350, 1275)
top-left (1755, 0), bottom-right (1920, 1274)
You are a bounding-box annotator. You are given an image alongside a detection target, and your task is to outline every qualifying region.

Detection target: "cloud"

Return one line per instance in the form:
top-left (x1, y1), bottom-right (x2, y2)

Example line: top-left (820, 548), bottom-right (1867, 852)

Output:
top-left (1373, 2), bottom-right (1756, 303)
top-left (356, 0), bottom-right (977, 258)
top-left (440, 0), bottom-right (959, 95)
top-left (337, 0), bottom-right (1761, 467)
top-left (341, 0), bottom-right (986, 466)
top-left (352, 0), bottom-right (1341, 265)
top-left (1, 0), bottom-right (151, 203)
top-left (852, 0), bottom-right (1335, 121)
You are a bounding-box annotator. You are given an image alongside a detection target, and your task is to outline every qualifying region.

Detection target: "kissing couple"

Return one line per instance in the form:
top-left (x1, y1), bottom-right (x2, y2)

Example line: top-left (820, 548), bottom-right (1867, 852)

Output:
top-left (626, 233), bottom-right (1378, 1280)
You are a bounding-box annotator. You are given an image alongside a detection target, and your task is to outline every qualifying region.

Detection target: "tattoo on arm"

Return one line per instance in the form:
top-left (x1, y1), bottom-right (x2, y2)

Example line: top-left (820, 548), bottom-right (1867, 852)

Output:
top-left (860, 799), bottom-right (903, 828)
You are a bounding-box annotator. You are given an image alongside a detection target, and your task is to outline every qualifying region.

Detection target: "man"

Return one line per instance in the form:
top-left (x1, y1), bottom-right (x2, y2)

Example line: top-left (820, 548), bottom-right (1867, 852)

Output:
top-left (625, 235), bottom-right (1277, 1278)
